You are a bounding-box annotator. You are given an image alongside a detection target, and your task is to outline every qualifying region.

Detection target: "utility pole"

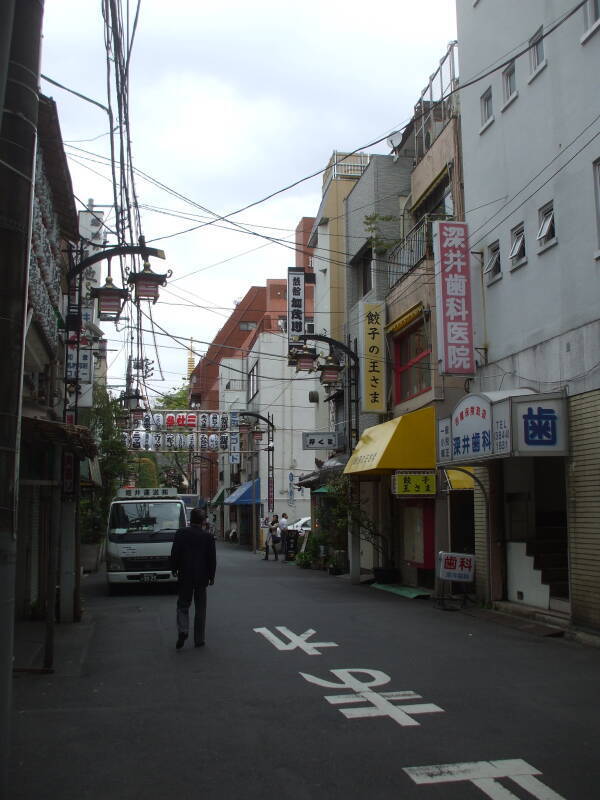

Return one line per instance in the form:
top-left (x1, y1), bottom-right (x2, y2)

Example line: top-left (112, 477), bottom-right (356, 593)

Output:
top-left (0, 2), bottom-right (45, 796)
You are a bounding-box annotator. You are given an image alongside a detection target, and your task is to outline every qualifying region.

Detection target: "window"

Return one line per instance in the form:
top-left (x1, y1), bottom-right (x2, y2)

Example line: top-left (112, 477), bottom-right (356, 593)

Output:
top-left (305, 317), bottom-right (315, 334)
top-left (247, 361), bottom-right (258, 401)
top-left (509, 224), bottom-right (526, 264)
top-left (529, 27), bottom-right (545, 73)
top-left (277, 316), bottom-right (287, 333)
top-left (537, 203), bottom-right (556, 246)
top-left (483, 240), bottom-right (501, 279)
top-left (503, 62), bottom-right (516, 103)
top-left (480, 87), bottom-right (493, 126)
top-left (239, 321), bottom-right (257, 331)
top-left (393, 322), bottom-right (431, 403)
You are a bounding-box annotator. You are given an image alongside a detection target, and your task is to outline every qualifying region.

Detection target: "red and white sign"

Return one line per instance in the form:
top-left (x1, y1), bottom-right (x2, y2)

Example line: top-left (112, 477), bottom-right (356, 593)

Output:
top-left (438, 551), bottom-right (475, 582)
top-left (433, 221), bottom-right (475, 375)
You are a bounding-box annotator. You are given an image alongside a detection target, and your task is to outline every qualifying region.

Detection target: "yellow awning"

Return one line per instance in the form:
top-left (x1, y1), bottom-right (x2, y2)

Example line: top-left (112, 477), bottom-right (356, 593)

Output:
top-left (344, 406), bottom-right (435, 475)
top-left (385, 303), bottom-right (424, 335)
top-left (446, 468), bottom-right (474, 490)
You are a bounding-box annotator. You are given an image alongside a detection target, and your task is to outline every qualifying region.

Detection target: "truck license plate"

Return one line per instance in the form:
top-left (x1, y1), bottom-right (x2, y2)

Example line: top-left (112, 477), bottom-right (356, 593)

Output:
top-left (140, 574), bottom-right (157, 583)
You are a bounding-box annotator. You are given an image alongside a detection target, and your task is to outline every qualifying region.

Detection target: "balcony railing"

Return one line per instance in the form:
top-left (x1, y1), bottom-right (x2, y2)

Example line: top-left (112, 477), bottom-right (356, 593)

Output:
top-left (387, 214), bottom-right (452, 285)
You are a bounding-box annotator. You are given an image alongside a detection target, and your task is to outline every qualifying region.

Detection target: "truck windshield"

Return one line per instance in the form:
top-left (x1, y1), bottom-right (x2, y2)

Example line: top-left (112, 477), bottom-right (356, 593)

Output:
top-left (109, 502), bottom-right (185, 534)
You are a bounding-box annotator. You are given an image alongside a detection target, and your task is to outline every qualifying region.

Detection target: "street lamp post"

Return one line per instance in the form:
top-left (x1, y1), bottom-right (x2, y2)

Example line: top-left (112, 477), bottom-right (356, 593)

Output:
top-left (294, 334), bottom-right (359, 452)
top-left (294, 334), bottom-right (361, 583)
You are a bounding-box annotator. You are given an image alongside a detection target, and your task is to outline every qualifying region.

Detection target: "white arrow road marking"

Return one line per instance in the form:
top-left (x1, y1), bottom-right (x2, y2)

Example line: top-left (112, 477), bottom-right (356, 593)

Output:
top-left (403, 759), bottom-right (566, 799)
top-left (253, 626), bottom-right (338, 655)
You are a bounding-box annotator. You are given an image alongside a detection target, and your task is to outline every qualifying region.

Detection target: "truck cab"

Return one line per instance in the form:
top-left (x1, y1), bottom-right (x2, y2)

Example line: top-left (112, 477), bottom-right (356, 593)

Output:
top-left (106, 488), bottom-right (186, 592)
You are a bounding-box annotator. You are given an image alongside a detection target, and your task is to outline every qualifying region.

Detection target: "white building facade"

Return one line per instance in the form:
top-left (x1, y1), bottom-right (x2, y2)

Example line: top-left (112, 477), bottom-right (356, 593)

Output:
top-left (456, 0), bottom-right (600, 628)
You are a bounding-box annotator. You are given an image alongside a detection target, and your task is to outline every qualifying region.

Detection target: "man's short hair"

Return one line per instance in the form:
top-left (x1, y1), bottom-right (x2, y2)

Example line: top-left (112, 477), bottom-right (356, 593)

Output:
top-left (190, 507), bottom-right (206, 525)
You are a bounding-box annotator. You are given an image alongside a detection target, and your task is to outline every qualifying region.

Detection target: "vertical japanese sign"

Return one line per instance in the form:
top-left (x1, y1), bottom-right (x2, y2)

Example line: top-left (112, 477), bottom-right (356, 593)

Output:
top-left (229, 431), bottom-right (240, 464)
top-left (287, 267), bottom-right (305, 350)
top-left (433, 221), bottom-right (475, 375)
top-left (359, 301), bottom-right (386, 413)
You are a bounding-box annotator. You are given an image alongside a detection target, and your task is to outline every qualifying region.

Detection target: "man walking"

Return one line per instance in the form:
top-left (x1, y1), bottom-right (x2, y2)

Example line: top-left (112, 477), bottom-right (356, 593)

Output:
top-left (171, 508), bottom-right (216, 649)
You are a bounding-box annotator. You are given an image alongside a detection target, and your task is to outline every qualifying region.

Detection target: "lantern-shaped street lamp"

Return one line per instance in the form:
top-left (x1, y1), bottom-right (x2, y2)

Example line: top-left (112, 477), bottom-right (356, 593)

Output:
top-left (115, 409), bottom-right (130, 429)
top-left (239, 418), bottom-right (250, 434)
top-left (318, 354), bottom-right (343, 386)
top-left (252, 424), bottom-right (264, 443)
top-left (127, 260), bottom-right (170, 303)
top-left (90, 276), bottom-right (129, 321)
top-left (295, 346), bottom-right (317, 373)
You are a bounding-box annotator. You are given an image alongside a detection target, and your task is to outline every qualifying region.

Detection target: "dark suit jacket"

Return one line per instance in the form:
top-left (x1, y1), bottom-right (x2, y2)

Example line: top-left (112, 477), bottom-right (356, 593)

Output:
top-left (170, 525), bottom-right (216, 588)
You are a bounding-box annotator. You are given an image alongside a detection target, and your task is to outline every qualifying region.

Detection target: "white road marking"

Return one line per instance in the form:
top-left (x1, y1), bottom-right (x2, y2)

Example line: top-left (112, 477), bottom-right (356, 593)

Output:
top-left (253, 626), bottom-right (338, 655)
top-left (300, 669), bottom-right (444, 727)
top-left (403, 759), bottom-right (566, 799)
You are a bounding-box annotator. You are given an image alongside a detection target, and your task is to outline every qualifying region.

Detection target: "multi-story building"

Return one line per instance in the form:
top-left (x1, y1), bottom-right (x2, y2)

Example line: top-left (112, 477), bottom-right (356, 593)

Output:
top-left (191, 278), bottom-right (318, 546)
top-left (17, 96), bottom-right (96, 629)
top-left (453, 0), bottom-right (600, 628)
top-left (341, 43), bottom-right (472, 587)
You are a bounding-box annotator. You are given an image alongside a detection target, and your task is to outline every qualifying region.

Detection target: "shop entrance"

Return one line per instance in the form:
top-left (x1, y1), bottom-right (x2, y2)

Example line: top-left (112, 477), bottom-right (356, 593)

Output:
top-left (504, 457), bottom-right (568, 610)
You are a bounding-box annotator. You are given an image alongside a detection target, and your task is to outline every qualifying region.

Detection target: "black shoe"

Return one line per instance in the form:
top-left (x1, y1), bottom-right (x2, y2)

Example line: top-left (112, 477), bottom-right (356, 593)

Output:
top-left (176, 633), bottom-right (188, 650)
top-left (195, 641), bottom-right (205, 648)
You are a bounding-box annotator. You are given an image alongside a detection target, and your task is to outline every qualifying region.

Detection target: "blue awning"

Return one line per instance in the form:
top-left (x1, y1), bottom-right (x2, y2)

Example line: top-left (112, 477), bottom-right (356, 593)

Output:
top-left (224, 479), bottom-right (260, 505)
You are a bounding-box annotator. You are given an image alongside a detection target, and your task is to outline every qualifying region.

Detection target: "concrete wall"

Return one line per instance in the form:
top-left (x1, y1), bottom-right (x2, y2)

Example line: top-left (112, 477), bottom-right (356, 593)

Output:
top-left (456, 0), bottom-right (600, 395)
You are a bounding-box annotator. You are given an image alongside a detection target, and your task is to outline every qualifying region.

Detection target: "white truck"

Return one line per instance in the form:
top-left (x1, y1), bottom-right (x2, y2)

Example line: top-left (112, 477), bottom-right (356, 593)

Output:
top-left (105, 487), bottom-right (186, 593)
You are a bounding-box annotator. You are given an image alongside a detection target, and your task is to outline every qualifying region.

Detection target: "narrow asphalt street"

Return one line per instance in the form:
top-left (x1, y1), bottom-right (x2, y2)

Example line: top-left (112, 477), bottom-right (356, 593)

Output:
top-left (9, 542), bottom-right (600, 800)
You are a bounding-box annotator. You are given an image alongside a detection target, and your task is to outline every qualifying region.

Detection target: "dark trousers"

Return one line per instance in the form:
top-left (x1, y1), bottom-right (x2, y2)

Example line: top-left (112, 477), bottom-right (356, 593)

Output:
top-left (264, 542), bottom-right (278, 560)
top-left (177, 583), bottom-right (207, 644)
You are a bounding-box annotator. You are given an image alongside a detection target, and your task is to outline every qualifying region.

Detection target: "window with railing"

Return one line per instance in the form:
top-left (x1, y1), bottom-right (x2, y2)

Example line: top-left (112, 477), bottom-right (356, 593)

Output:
top-left (387, 214), bottom-right (451, 285)
top-left (394, 322), bottom-right (432, 403)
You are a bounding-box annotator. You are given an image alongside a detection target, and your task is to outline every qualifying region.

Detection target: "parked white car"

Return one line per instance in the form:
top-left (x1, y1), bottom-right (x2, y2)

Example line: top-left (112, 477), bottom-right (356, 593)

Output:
top-left (287, 516), bottom-right (311, 535)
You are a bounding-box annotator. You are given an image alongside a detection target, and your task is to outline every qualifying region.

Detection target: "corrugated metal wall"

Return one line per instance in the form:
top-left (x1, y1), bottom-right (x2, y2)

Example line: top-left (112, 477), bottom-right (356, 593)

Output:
top-left (473, 465), bottom-right (490, 601)
top-left (567, 390), bottom-right (600, 629)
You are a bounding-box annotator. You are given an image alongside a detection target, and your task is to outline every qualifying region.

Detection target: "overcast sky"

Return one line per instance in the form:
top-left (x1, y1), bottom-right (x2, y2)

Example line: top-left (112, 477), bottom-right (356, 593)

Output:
top-left (41, 0), bottom-right (457, 402)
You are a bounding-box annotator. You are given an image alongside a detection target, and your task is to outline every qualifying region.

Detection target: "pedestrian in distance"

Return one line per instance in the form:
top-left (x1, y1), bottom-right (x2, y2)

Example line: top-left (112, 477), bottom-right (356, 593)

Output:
top-left (170, 507), bottom-right (216, 650)
top-left (279, 512), bottom-right (289, 555)
top-left (264, 513), bottom-right (280, 561)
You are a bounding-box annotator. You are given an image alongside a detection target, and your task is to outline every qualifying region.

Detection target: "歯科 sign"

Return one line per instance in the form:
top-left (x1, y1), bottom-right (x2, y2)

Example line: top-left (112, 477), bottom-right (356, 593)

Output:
top-left (433, 221), bottom-right (476, 376)
top-left (438, 551), bottom-right (475, 582)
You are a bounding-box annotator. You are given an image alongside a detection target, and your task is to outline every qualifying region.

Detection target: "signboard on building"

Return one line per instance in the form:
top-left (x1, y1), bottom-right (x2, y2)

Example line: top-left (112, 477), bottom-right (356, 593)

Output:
top-left (433, 221), bottom-right (476, 375)
top-left (229, 430), bottom-right (240, 464)
top-left (287, 267), bottom-right (305, 349)
top-left (302, 431), bottom-right (340, 450)
top-left (359, 300), bottom-right (386, 413)
top-left (512, 395), bottom-right (567, 455)
top-left (438, 551), bottom-right (475, 582)
top-left (451, 394), bottom-right (492, 462)
top-left (437, 417), bottom-right (452, 464)
top-left (391, 470), bottom-right (436, 497)
top-left (437, 391), bottom-right (568, 465)
top-left (66, 336), bottom-right (93, 383)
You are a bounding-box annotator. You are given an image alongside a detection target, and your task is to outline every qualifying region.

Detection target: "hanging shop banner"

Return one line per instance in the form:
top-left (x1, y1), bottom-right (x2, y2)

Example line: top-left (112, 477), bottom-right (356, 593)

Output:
top-left (229, 431), bottom-right (240, 464)
top-left (359, 300), bottom-right (386, 414)
top-left (287, 267), bottom-right (305, 349)
top-left (230, 411), bottom-right (239, 430)
top-left (438, 551), bottom-right (475, 582)
top-left (433, 221), bottom-right (476, 376)
top-left (66, 337), bottom-right (93, 383)
top-left (391, 470), bottom-right (436, 497)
